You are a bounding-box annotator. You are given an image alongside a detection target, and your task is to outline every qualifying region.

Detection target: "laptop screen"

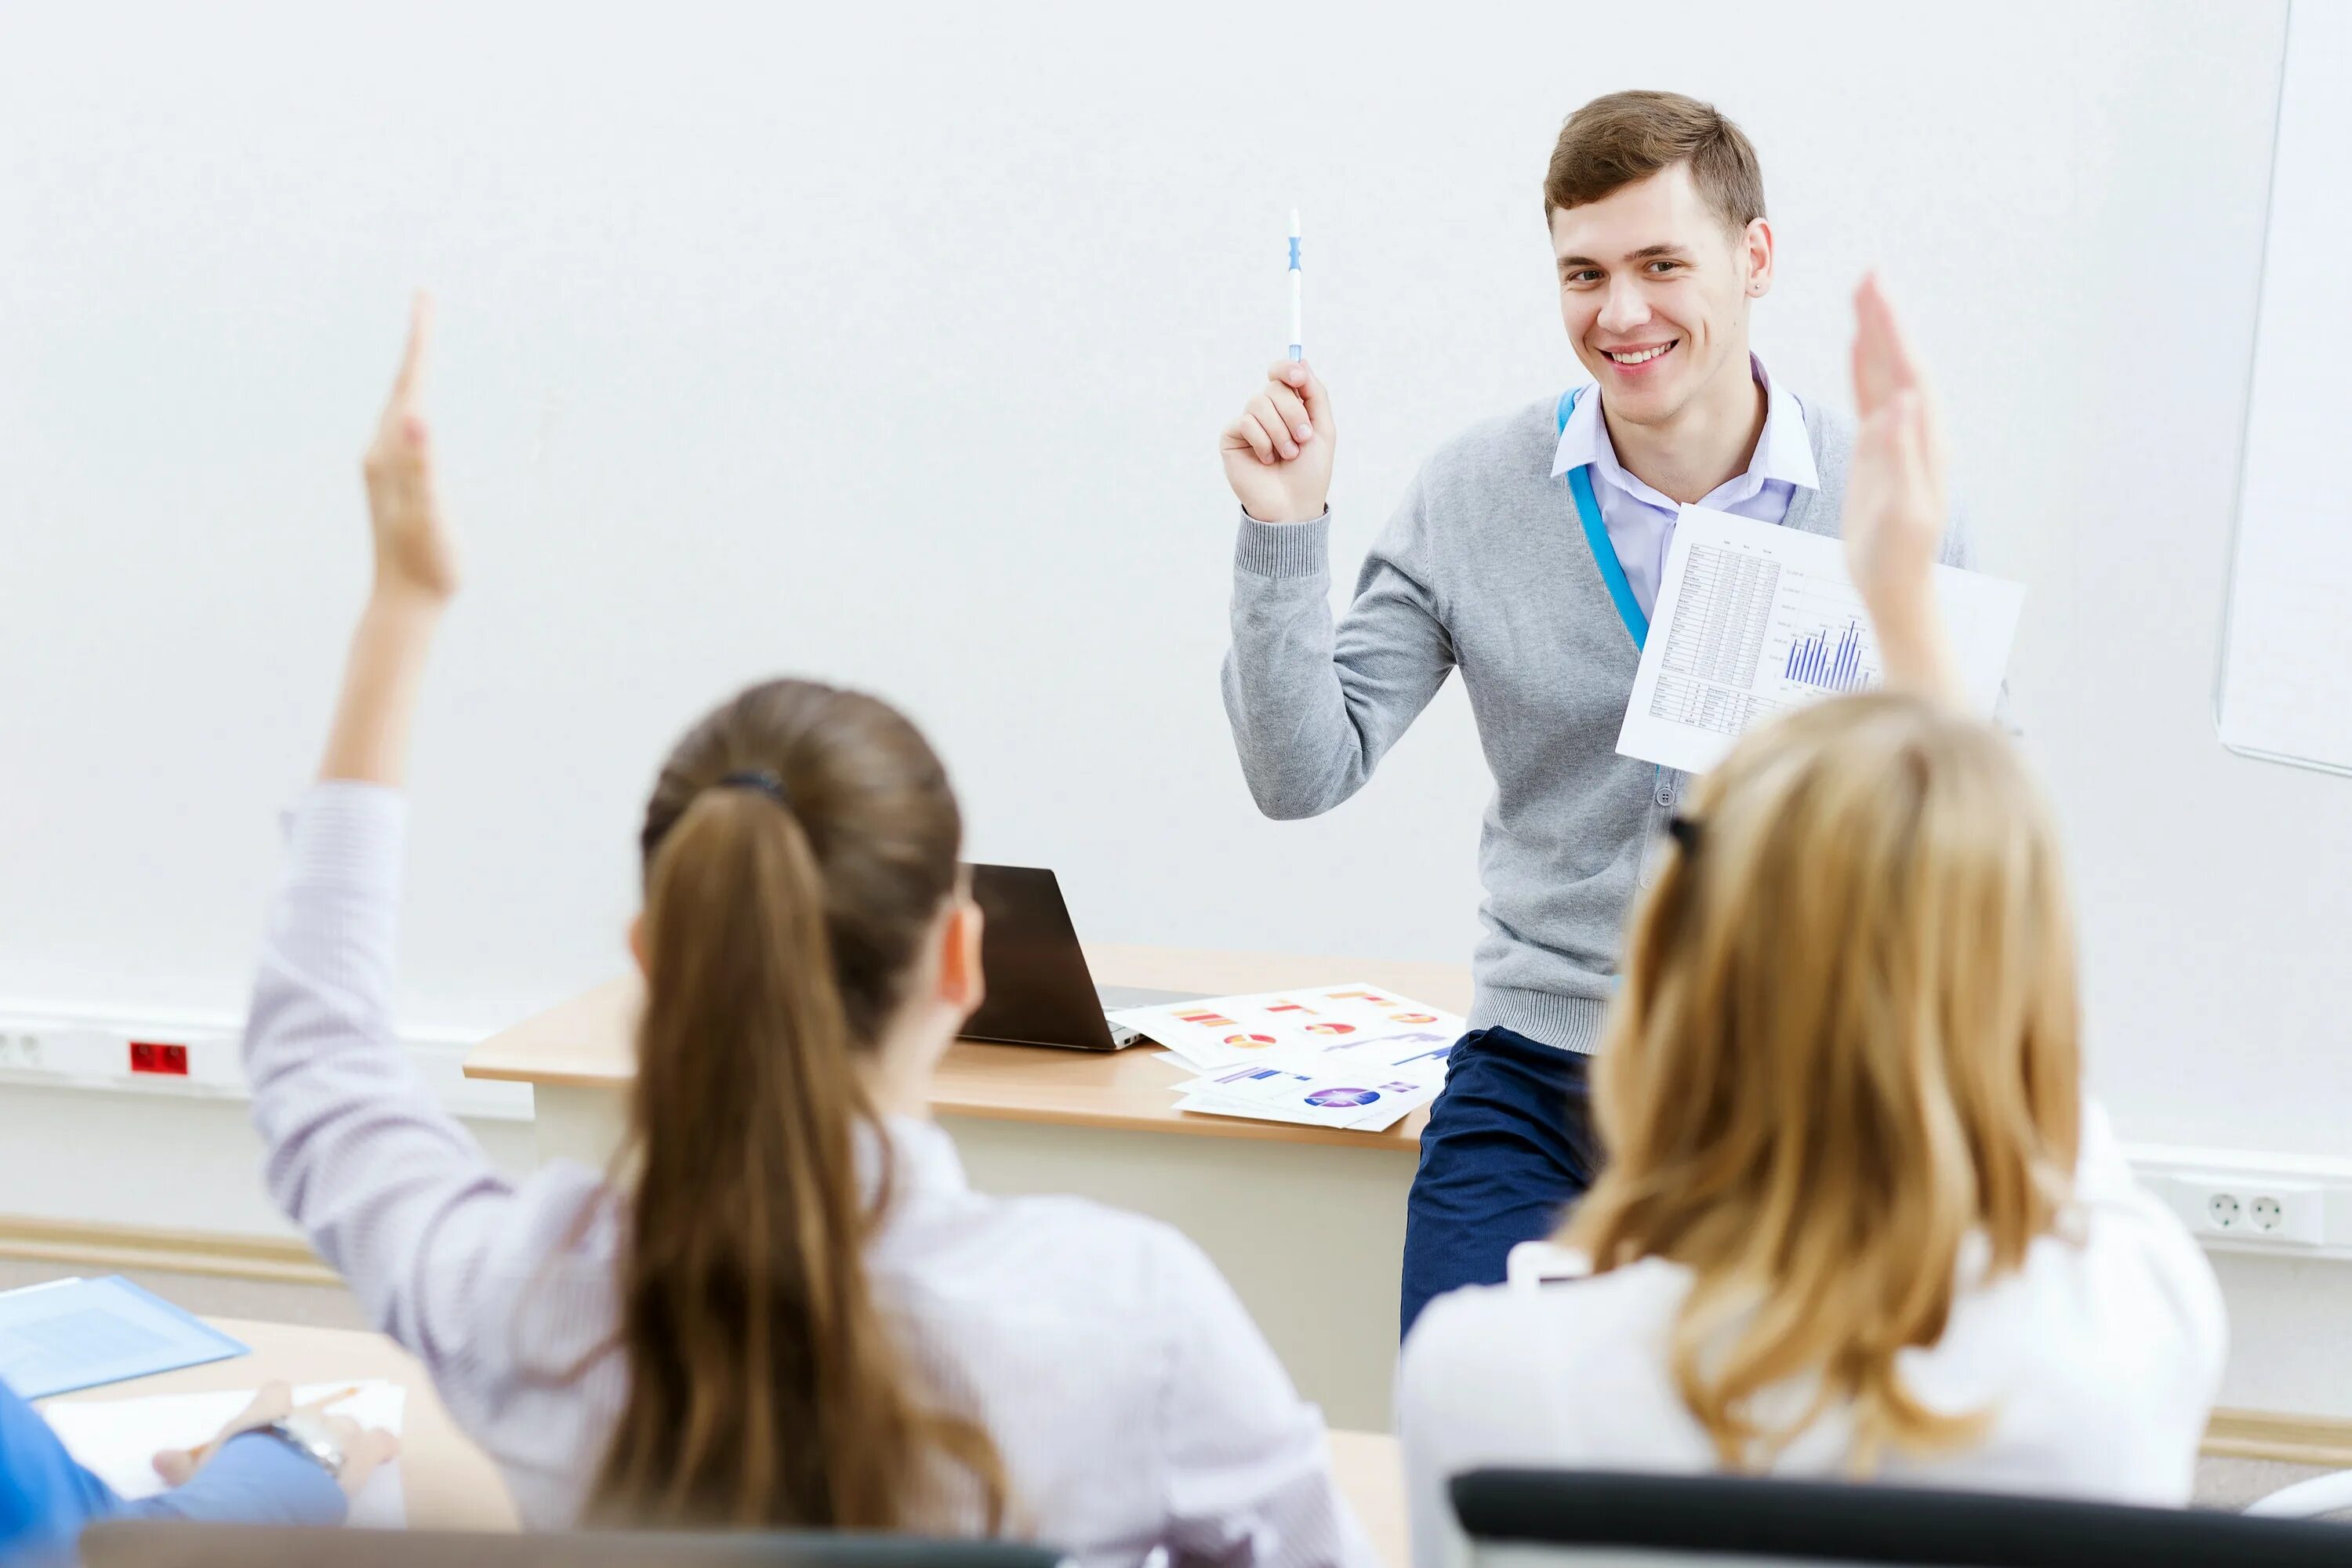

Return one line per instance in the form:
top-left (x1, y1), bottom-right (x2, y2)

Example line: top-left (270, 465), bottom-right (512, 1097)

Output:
top-left (960, 864), bottom-right (1117, 1051)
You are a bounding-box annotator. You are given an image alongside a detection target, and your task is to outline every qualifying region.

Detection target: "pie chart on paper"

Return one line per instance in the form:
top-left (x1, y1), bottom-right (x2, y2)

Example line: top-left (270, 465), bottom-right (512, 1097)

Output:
top-left (1305, 1087), bottom-right (1380, 1109)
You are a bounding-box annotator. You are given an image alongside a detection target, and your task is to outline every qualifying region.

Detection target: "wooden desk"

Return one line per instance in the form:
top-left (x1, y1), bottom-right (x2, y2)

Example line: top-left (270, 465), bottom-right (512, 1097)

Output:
top-left (1330, 1430), bottom-right (1410, 1568)
top-left (39, 1316), bottom-right (516, 1532)
top-left (41, 1319), bottom-right (1408, 1568)
top-left (467, 945), bottom-right (1471, 1429)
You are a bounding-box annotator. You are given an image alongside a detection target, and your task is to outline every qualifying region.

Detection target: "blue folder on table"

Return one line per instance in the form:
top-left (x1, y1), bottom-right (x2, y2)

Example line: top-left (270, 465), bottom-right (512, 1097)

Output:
top-left (0, 1275), bottom-right (249, 1400)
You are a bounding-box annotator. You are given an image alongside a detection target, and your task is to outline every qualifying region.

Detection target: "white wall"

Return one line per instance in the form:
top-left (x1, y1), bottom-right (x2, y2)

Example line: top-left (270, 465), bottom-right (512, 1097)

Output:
top-left (6, 0), bottom-right (2352, 1403)
top-left (1, 0), bottom-right (2322, 1146)
top-left (2052, 5), bottom-right (2352, 1157)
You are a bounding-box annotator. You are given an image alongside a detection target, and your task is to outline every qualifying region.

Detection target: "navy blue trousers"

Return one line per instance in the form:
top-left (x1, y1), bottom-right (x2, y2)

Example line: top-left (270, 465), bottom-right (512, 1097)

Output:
top-left (1399, 1025), bottom-right (1599, 1339)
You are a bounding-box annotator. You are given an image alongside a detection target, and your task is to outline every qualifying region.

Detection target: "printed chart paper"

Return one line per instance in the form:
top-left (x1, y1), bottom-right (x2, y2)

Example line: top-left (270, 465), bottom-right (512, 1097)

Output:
top-left (1175, 1029), bottom-right (1455, 1131)
top-left (1617, 506), bottom-right (2024, 774)
top-left (1108, 984), bottom-right (1464, 1131)
top-left (1107, 985), bottom-right (1461, 1072)
top-left (45, 1380), bottom-right (408, 1527)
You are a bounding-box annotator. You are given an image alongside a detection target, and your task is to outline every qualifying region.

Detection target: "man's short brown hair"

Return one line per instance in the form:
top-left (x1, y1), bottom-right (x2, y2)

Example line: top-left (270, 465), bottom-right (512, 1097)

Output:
top-left (1542, 90), bottom-right (1765, 234)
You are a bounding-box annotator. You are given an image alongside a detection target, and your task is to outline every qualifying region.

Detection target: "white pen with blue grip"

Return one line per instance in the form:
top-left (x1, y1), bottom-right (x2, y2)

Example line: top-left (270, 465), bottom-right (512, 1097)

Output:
top-left (1287, 208), bottom-right (1303, 362)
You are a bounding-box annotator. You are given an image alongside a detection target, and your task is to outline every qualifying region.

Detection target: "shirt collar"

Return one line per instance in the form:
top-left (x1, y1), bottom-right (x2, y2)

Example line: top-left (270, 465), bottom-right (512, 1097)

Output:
top-left (1551, 352), bottom-right (1820, 495)
top-left (858, 1113), bottom-right (971, 1207)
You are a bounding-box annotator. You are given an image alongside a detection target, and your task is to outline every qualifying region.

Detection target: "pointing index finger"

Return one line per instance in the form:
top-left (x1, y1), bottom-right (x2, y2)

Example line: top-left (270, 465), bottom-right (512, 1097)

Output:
top-left (391, 291), bottom-right (434, 407)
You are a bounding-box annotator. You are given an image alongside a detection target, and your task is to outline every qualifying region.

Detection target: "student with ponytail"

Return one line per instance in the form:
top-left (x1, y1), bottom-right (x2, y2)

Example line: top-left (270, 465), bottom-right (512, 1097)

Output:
top-left (1396, 281), bottom-right (2225, 1568)
top-left (241, 295), bottom-right (1371, 1565)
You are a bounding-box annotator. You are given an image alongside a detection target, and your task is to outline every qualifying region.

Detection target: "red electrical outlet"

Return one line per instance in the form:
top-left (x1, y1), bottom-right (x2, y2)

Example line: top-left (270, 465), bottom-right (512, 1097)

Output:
top-left (129, 1041), bottom-right (189, 1076)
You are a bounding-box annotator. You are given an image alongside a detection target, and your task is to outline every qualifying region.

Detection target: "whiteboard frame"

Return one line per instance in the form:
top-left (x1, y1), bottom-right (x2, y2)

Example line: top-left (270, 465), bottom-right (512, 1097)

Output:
top-left (2212, 1), bottom-right (2343, 776)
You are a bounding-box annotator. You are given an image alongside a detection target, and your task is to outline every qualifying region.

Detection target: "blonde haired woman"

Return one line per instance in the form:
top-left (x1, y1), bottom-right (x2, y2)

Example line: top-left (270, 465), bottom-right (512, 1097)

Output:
top-left (1397, 280), bottom-right (2223, 1568)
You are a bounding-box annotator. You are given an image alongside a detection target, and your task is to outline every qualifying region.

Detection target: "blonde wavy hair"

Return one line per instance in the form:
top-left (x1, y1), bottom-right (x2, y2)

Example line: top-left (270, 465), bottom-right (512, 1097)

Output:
top-left (1563, 692), bottom-right (2082, 1472)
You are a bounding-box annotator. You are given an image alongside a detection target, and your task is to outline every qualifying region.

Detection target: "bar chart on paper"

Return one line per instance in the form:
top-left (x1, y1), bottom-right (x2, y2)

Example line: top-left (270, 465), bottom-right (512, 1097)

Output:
top-left (1784, 618), bottom-right (1876, 692)
top-left (1618, 506), bottom-right (2025, 773)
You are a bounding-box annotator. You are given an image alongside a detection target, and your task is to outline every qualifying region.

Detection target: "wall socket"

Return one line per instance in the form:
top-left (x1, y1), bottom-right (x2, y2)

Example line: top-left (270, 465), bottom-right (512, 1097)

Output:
top-left (0, 1021), bottom-right (238, 1093)
top-left (0, 1007), bottom-right (532, 1121)
top-left (2170, 1173), bottom-right (2328, 1247)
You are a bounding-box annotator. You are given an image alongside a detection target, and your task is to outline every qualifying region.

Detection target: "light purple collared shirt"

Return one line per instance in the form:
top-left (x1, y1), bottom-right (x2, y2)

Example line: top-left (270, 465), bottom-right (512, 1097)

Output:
top-left (1550, 354), bottom-right (1820, 617)
top-left (241, 782), bottom-right (1371, 1566)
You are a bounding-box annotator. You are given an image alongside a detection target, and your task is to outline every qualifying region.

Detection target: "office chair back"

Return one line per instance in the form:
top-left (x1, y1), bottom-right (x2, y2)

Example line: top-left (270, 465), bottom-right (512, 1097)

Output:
top-left (79, 1519), bottom-right (1072, 1568)
top-left (1450, 1468), bottom-right (2352, 1567)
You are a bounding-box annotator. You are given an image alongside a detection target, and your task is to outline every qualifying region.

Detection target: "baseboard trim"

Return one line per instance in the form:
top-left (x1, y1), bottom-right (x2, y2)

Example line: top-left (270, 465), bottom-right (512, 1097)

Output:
top-left (7, 1214), bottom-right (2352, 1469)
top-left (2205, 1408), bottom-right (2352, 1469)
top-left (0, 1214), bottom-right (338, 1288)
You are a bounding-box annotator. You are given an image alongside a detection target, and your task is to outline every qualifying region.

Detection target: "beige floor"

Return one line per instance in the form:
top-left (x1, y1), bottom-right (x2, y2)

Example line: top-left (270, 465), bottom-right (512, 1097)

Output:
top-left (2, 1254), bottom-right (2338, 1515)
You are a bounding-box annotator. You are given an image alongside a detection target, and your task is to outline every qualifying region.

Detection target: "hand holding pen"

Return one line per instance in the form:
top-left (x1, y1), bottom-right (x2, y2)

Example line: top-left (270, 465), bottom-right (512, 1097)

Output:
top-left (1220, 209), bottom-right (1338, 524)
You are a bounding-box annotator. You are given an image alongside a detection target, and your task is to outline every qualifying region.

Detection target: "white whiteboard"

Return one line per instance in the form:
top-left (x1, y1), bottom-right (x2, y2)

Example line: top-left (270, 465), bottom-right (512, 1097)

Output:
top-left (6, 1), bottom-right (2346, 1161)
top-left (2216, 2), bottom-right (2352, 771)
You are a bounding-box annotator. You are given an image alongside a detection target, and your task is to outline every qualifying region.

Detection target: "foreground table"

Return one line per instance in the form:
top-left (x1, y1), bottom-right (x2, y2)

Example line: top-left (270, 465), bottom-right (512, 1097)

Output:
top-left (39, 1316), bottom-right (516, 1532)
top-left (41, 1316), bottom-right (1409, 1566)
top-left (466, 944), bottom-right (1472, 1428)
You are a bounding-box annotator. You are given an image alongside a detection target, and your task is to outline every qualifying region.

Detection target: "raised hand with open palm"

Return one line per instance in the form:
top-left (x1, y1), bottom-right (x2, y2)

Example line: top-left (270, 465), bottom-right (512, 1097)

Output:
top-left (1842, 274), bottom-right (1960, 699)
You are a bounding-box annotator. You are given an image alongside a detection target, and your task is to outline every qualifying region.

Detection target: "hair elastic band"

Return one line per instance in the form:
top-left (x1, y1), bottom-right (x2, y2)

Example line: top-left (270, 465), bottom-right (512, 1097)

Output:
top-left (717, 769), bottom-right (792, 810)
top-left (1666, 814), bottom-right (1703, 853)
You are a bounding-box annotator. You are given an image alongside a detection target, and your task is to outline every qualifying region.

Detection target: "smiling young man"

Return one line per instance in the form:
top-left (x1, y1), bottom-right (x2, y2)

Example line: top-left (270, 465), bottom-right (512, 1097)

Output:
top-left (1215, 90), bottom-right (1973, 1335)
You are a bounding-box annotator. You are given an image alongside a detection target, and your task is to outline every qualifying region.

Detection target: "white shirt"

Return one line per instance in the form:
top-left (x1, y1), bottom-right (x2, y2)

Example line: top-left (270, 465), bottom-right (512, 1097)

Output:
top-left (1551, 354), bottom-right (1821, 616)
top-left (1396, 1107), bottom-right (2225, 1568)
top-left (243, 783), bottom-right (1374, 1568)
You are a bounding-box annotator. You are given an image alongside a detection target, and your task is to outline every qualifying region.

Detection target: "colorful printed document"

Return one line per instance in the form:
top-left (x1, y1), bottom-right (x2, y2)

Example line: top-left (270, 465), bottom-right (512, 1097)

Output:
top-left (1110, 985), bottom-right (1464, 1131)
top-left (45, 1380), bottom-right (407, 1527)
top-left (1617, 505), bottom-right (2024, 773)
top-left (1175, 1036), bottom-right (1453, 1131)
top-left (0, 1276), bottom-right (248, 1400)
top-left (1107, 983), bottom-right (1463, 1072)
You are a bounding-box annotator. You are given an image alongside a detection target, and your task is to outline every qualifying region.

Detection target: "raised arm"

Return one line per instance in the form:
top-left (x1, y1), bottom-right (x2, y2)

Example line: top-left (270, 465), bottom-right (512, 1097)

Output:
top-left (1218, 361), bottom-right (1457, 819)
top-left (243, 299), bottom-right (605, 1408)
top-left (322, 291), bottom-right (456, 787)
top-left (1842, 275), bottom-right (1963, 702)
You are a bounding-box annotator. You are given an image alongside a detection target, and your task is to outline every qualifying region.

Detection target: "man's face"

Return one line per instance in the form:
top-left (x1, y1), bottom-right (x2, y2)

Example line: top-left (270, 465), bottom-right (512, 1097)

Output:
top-left (1550, 162), bottom-right (1771, 428)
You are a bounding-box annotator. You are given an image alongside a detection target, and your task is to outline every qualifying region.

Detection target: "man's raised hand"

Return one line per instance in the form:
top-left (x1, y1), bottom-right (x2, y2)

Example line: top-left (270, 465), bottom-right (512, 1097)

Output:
top-left (1221, 360), bottom-right (1337, 524)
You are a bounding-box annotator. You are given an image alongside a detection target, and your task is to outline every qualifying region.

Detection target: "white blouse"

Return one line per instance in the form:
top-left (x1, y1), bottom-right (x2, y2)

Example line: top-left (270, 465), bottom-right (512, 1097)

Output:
top-left (242, 782), bottom-right (1374, 1568)
top-left (1397, 1106), bottom-right (2226, 1568)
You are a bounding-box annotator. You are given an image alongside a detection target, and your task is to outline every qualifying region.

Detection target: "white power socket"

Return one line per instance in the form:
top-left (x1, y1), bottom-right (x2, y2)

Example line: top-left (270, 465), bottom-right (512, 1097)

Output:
top-left (2172, 1173), bottom-right (2327, 1247)
top-left (0, 1006), bottom-right (532, 1121)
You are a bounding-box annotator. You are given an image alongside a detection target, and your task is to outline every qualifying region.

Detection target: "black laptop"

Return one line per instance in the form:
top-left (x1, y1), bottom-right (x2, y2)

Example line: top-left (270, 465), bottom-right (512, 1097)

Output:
top-left (961, 863), bottom-right (1195, 1050)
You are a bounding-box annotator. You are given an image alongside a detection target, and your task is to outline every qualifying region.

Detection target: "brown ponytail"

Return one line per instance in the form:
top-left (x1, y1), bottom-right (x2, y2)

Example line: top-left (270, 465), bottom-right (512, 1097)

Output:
top-left (589, 679), bottom-right (1008, 1530)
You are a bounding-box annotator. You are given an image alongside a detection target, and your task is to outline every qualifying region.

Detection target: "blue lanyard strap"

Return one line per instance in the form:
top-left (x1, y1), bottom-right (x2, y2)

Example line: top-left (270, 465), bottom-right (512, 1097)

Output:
top-left (1555, 387), bottom-right (1649, 650)
top-left (1555, 389), bottom-right (1671, 813)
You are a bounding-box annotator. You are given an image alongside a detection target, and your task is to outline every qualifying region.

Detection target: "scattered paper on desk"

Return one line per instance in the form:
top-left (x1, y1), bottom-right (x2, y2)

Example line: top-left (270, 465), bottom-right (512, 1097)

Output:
top-left (1108, 984), bottom-right (1464, 1072)
top-left (1617, 506), bottom-right (2024, 774)
top-left (1109, 985), bottom-right (1462, 1131)
top-left (45, 1380), bottom-right (408, 1528)
top-left (1175, 1028), bottom-right (1451, 1131)
top-left (1176, 1091), bottom-right (1422, 1133)
top-left (0, 1275), bottom-right (249, 1400)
